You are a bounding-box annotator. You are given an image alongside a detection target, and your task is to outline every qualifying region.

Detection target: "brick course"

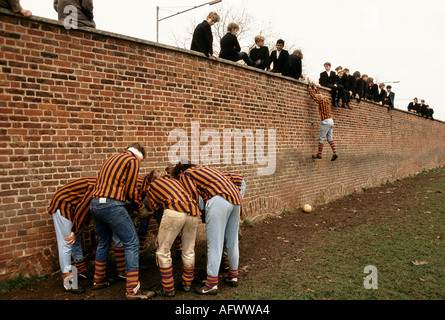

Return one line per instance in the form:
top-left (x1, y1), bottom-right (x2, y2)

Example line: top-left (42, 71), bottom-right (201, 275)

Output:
top-left (1, 10), bottom-right (444, 281)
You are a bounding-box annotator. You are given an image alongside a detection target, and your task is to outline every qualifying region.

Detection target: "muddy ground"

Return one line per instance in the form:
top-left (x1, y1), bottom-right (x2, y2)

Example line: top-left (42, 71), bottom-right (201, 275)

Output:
top-left (1, 169), bottom-right (443, 302)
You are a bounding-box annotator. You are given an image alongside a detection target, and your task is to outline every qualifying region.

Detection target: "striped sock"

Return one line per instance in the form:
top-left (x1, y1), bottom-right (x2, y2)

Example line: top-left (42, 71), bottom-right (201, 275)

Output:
top-left (62, 270), bottom-right (72, 282)
top-left (113, 246), bottom-right (126, 274)
top-left (73, 260), bottom-right (87, 274)
top-left (182, 266), bottom-right (194, 287)
top-left (94, 260), bottom-right (107, 283)
top-left (318, 143), bottom-right (324, 156)
top-left (205, 275), bottom-right (218, 289)
top-left (62, 271), bottom-right (72, 289)
top-left (160, 266), bottom-right (175, 292)
top-left (228, 268), bottom-right (239, 279)
top-left (126, 270), bottom-right (139, 294)
top-left (329, 141), bottom-right (337, 154)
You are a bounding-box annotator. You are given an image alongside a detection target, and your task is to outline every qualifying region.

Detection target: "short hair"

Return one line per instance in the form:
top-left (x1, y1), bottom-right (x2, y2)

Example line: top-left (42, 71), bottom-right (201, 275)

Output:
top-left (207, 11), bottom-right (220, 23)
top-left (227, 22), bottom-right (239, 32)
top-left (255, 35), bottom-right (265, 43)
top-left (335, 66), bottom-right (343, 72)
top-left (147, 168), bottom-right (167, 183)
top-left (386, 85), bottom-right (392, 89)
top-left (276, 39), bottom-right (285, 45)
top-left (379, 83), bottom-right (385, 88)
top-left (353, 71), bottom-right (361, 77)
top-left (292, 49), bottom-right (303, 58)
top-left (171, 163), bottom-right (196, 180)
top-left (324, 62), bottom-right (331, 67)
top-left (165, 163), bottom-right (174, 175)
top-left (362, 74), bottom-right (368, 78)
top-left (127, 143), bottom-right (146, 159)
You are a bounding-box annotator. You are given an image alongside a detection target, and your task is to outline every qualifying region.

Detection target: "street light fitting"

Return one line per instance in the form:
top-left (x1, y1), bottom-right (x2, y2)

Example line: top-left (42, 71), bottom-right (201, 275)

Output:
top-left (156, 0), bottom-right (223, 42)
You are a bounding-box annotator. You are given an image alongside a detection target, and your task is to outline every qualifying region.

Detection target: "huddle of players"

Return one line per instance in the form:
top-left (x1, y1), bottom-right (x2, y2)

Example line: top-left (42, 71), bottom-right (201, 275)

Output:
top-left (48, 143), bottom-right (245, 300)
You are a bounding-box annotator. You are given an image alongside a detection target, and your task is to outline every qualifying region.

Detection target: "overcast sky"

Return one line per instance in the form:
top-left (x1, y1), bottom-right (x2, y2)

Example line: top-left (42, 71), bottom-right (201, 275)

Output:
top-left (21, 0), bottom-right (445, 121)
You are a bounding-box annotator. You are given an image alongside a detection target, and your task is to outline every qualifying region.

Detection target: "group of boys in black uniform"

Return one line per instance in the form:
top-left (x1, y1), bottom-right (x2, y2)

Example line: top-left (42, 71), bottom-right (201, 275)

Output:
top-left (407, 98), bottom-right (434, 120)
top-left (318, 62), bottom-right (395, 110)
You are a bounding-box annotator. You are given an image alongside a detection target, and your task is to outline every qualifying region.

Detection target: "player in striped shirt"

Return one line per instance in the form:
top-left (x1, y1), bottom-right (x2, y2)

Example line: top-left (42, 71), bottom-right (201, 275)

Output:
top-left (90, 143), bottom-right (154, 300)
top-left (308, 79), bottom-right (339, 161)
top-left (113, 174), bottom-right (151, 279)
top-left (146, 168), bottom-right (201, 297)
top-left (173, 164), bottom-right (243, 295)
top-left (48, 176), bottom-right (96, 294)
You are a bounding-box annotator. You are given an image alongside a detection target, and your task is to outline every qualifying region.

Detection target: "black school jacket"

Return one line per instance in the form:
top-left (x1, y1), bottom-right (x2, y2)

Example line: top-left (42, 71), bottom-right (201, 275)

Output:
top-left (191, 20), bottom-right (213, 57)
top-left (319, 70), bottom-right (337, 87)
top-left (219, 32), bottom-right (241, 62)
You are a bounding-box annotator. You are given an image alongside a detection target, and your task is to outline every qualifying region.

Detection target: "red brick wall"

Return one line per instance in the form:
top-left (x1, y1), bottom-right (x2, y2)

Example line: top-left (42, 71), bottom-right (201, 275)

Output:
top-left (1, 10), bottom-right (445, 281)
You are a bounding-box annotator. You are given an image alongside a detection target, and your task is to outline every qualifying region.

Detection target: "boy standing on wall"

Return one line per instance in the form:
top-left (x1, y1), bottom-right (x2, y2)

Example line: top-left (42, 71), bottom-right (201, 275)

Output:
top-left (307, 79), bottom-right (339, 161)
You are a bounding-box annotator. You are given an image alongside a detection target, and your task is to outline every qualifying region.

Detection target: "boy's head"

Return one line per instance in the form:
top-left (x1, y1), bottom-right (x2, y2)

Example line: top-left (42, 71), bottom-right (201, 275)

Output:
top-left (324, 62), bottom-right (331, 71)
top-left (276, 39), bottom-right (285, 50)
top-left (337, 69), bottom-right (344, 77)
top-left (386, 85), bottom-right (392, 92)
top-left (379, 83), bottom-right (385, 89)
top-left (362, 74), bottom-right (368, 81)
top-left (353, 71), bottom-right (361, 78)
top-left (293, 49), bottom-right (303, 58)
top-left (206, 11), bottom-right (220, 25)
top-left (255, 35), bottom-right (265, 46)
top-left (227, 22), bottom-right (239, 34)
top-left (147, 168), bottom-right (167, 183)
top-left (126, 143), bottom-right (146, 161)
top-left (171, 163), bottom-right (196, 180)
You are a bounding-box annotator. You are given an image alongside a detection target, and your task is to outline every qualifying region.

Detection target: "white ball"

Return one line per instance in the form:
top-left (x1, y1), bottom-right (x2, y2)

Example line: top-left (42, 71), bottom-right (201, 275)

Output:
top-left (303, 204), bottom-right (313, 213)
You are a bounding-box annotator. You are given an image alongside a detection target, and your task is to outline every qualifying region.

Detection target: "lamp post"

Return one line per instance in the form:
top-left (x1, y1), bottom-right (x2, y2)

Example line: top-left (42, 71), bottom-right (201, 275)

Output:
top-left (156, 0), bottom-right (222, 42)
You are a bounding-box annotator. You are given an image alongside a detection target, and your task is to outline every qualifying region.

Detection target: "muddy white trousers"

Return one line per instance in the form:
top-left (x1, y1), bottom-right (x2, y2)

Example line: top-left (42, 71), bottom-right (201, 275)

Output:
top-left (155, 209), bottom-right (199, 268)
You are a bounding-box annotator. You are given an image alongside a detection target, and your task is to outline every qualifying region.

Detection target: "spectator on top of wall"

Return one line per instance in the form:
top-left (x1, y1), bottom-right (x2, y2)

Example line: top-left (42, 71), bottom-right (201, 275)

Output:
top-left (352, 71), bottom-right (365, 103)
top-left (366, 77), bottom-right (377, 102)
top-left (249, 35), bottom-right (270, 70)
top-left (190, 11), bottom-right (220, 58)
top-left (375, 83), bottom-right (387, 105)
top-left (335, 69), bottom-right (349, 109)
top-left (384, 85), bottom-right (395, 110)
top-left (418, 99), bottom-right (428, 117)
top-left (288, 49), bottom-right (303, 80)
top-left (54, 0), bottom-right (96, 28)
top-left (407, 97), bottom-right (420, 113)
top-left (219, 22), bottom-right (254, 66)
top-left (343, 69), bottom-right (355, 102)
top-left (424, 104), bottom-right (434, 120)
top-left (319, 62), bottom-right (341, 108)
top-left (0, 0), bottom-right (32, 17)
top-left (267, 39), bottom-right (290, 76)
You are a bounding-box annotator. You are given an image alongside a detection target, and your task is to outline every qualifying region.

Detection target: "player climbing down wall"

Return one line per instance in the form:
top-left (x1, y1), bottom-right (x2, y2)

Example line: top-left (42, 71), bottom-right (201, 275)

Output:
top-left (307, 79), bottom-right (338, 161)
